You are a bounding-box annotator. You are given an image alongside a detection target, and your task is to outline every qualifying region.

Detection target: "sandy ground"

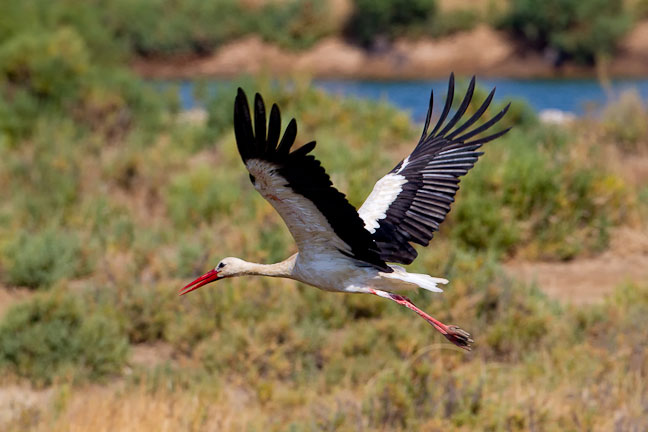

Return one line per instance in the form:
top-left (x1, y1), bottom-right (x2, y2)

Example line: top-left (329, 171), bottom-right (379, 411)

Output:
top-left (132, 21), bottom-right (648, 79)
top-left (505, 227), bottom-right (648, 304)
top-left (0, 385), bottom-right (54, 427)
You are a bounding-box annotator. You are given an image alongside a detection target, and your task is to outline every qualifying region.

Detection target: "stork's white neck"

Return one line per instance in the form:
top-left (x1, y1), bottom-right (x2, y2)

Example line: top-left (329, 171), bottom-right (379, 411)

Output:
top-left (227, 254), bottom-right (297, 278)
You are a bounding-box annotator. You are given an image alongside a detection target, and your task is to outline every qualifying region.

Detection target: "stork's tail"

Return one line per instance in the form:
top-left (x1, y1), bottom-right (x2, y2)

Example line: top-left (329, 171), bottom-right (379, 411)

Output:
top-left (381, 265), bottom-right (448, 293)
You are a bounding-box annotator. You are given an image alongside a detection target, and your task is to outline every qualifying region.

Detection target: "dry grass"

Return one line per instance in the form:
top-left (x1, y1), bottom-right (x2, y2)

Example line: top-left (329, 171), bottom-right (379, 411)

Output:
top-left (10, 335), bottom-right (646, 432)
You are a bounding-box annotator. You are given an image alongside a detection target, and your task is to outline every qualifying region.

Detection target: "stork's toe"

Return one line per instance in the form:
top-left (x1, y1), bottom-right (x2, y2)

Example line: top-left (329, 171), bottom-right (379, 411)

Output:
top-left (444, 325), bottom-right (473, 351)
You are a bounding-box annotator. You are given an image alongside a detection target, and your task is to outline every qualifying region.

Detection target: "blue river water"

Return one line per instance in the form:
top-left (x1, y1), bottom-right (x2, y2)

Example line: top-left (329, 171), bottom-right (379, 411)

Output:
top-left (172, 78), bottom-right (648, 120)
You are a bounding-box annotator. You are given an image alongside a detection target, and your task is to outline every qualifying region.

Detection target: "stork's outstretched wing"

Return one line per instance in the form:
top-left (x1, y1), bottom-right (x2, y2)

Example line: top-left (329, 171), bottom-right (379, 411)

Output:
top-left (358, 74), bottom-right (511, 264)
top-left (234, 89), bottom-right (391, 272)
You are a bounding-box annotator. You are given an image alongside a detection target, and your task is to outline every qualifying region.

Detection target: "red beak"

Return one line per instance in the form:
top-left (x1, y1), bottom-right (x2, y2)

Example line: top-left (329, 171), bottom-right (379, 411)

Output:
top-left (179, 269), bottom-right (220, 296)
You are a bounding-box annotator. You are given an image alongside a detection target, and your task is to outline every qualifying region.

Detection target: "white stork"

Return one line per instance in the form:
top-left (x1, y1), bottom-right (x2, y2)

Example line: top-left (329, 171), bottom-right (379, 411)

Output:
top-left (180, 75), bottom-right (510, 350)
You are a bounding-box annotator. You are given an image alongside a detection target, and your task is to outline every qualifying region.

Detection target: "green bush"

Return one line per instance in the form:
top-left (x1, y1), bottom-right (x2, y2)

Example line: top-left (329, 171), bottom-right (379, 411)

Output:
top-left (90, 0), bottom-right (333, 56)
top-left (502, 0), bottom-right (632, 64)
top-left (205, 84), bottom-right (241, 143)
top-left (3, 229), bottom-right (87, 289)
top-left (0, 292), bottom-right (128, 384)
top-left (346, 0), bottom-right (438, 47)
top-left (430, 9), bottom-right (480, 38)
top-left (0, 33), bottom-right (163, 144)
top-left (447, 124), bottom-right (627, 260)
top-left (0, 28), bottom-right (89, 101)
top-left (165, 164), bottom-right (245, 228)
top-left (116, 285), bottom-right (176, 344)
top-left (602, 90), bottom-right (648, 152)
top-left (0, 0), bottom-right (123, 64)
top-left (0, 28), bottom-right (90, 141)
top-left (253, 0), bottom-right (335, 50)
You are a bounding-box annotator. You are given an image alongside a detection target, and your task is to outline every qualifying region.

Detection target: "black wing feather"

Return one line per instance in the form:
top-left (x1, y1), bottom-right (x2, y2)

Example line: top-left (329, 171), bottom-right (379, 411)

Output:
top-left (365, 76), bottom-right (511, 264)
top-left (234, 89), bottom-right (391, 272)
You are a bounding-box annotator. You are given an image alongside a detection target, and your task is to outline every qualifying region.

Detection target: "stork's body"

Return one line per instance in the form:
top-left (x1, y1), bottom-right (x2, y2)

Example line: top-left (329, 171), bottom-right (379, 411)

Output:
top-left (181, 75), bottom-right (510, 350)
top-left (223, 253), bottom-right (446, 294)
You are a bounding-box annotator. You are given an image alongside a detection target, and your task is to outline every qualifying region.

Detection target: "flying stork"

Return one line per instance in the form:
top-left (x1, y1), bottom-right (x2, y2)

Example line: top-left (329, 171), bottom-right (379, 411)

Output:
top-left (180, 75), bottom-right (510, 350)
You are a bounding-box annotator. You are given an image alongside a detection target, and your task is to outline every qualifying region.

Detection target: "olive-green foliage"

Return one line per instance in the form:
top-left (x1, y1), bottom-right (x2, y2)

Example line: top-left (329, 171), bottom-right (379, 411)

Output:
top-left (635, 0), bottom-right (648, 18)
top-left (430, 9), bottom-right (481, 38)
top-left (204, 83), bottom-right (248, 144)
top-left (3, 229), bottom-right (86, 289)
top-left (451, 125), bottom-right (624, 259)
top-left (346, 0), bottom-right (438, 46)
top-left (0, 0), bottom-right (124, 65)
top-left (502, 0), bottom-right (632, 64)
top-left (0, 35), bottom-right (163, 145)
top-left (0, 2), bottom-right (168, 145)
top-left (0, 28), bottom-right (89, 101)
top-left (438, 82), bottom-right (618, 260)
top-left (602, 90), bottom-right (648, 152)
top-left (166, 164), bottom-right (244, 228)
top-left (0, 0), bottom-right (334, 58)
top-left (254, 0), bottom-right (336, 50)
top-left (0, 291), bottom-right (128, 385)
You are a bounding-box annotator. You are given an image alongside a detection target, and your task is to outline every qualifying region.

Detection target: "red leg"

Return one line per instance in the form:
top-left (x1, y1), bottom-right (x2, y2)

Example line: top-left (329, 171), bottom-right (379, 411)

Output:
top-left (370, 289), bottom-right (473, 351)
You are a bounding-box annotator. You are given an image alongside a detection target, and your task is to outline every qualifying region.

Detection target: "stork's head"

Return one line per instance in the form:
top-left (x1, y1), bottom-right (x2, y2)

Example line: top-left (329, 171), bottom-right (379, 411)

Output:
top-left (179, 257), bottom-right (244, 295)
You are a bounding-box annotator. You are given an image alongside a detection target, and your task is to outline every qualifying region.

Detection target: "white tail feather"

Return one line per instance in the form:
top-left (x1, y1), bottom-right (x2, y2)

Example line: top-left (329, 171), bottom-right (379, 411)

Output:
top-left (382, 265), bottom-right (448, 293)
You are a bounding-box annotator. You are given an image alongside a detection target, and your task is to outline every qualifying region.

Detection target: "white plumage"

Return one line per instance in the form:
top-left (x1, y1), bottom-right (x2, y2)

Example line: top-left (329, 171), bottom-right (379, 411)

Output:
top-left (358, 173), bottom-right (408, 233)
top-left (180, 75), bottom-right (511, 350)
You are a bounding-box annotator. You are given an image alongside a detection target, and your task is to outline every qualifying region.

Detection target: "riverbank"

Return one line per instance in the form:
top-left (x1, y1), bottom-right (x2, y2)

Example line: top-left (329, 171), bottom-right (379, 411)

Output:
top-left (132, 22), bottom-right (648, 80)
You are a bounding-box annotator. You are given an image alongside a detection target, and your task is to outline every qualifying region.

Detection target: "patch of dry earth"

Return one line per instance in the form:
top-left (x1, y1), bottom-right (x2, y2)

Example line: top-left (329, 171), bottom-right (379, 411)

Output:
top-left (506, 227), bottom-right (648, 304)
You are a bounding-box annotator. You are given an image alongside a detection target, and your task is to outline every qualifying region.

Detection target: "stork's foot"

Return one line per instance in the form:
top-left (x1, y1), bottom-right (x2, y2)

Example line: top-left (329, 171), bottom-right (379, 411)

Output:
top-left (369, 289), bottom-right (474, 351)
top-left (443, 325), bottom-right (473, 351)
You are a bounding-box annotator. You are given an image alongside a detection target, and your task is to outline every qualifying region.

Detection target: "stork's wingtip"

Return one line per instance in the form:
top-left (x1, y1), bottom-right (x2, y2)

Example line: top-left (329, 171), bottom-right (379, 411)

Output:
top-left (254, 92), bottom-right (266, 114)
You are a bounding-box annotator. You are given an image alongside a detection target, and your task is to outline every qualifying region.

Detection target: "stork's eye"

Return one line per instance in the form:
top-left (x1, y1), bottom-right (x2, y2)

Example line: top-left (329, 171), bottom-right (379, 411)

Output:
top-left (217, 262), bottom-right (226, 270)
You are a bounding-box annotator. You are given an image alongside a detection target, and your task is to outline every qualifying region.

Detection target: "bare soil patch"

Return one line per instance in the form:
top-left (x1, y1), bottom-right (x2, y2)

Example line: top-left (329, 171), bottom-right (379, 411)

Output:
top-left (131, 342), bottom-right (175, 368)
top-left (0, 385), bottom-right (54, 429)
top-left (505, 227), bottom-right (648, 304)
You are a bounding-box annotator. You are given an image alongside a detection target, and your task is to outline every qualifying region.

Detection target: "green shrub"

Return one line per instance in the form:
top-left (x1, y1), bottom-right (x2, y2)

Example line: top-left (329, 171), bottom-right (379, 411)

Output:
top-left (430, 9), bottom-right (480, 37)
top-left (165, 164), bottom-right (245, 228)
top-left (0, 0), bottom-right (123, 64)
top-left (92, 0), bottom-right (332, 56)
top-left (451, 190), bottom-right (519, 253)
top-left (502, 0), bottom-right (631, 64)
top-left (0, 291), bottom-right (128, 384)
top-left (3, 229), bottom-right (87, 289)
top-left (0, 28), bottom-right (89, 101)
top-left (635, 0), bottom-right (648, 18)
top-left (253, 0), bottom-right (335, 50)
top-left (346, 0), bottom-right (438, 47)
top-left (116, 284), bottom-right (176, 344)
top-left (602, 90), bottom-right (648, 152)
top-left (205, 84), bottom-right (241, 143)
top-left (445, 123), bottom-right (628, 260)
top-left (0, 28), bottom-right (90, 141)
top-left (0, 32), bottom-right (163, 143)
top-left (363, 370), bottom-right (413, 428)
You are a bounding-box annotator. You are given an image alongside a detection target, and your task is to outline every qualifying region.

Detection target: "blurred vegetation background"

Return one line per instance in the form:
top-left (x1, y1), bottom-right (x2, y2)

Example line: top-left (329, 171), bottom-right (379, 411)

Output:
top-left (1, 0), bottom-right (647, 431)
